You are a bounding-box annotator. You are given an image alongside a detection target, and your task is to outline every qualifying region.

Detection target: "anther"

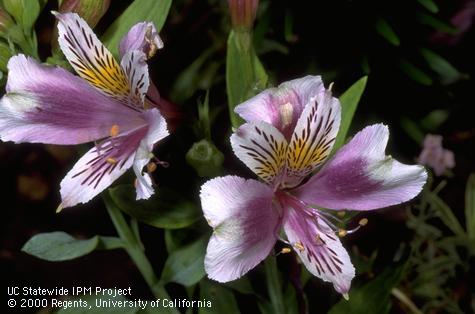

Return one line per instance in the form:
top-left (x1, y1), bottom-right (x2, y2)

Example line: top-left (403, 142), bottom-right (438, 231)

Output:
top-left (359, 218), bottom-right (368, 226)
top-left (338, 229), bottom-right (347, 237)
top-left (315, 234), bottom-right (323, 245)
top-left (147, 162), bottom-right (157, 173)
top-left (106, 157), bottom-right (117, 164)
top-left (110, 124), bottom-right (120, 137)
top-left (294, 241), bottom-right (305, 252)
top-left (337, 211), bottom-right (346, 218)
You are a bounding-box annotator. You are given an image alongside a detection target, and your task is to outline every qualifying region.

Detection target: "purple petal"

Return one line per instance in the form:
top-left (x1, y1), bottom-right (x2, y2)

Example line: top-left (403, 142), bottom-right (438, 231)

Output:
top-left (0, 55), bottom-right (144, 145)
top-left (230, 121), bottom-right (287, 187)
top-left (200, 176), bottom-right (279, 282)
top-left (235, 75), bottom-right (325, 139)
top-left (60, 126), bottom-right (148, 208)
top-left (120, 50), bottom-right (150, 107)
top-left (283, 201), bottom-right (355, 295)
top-left (119, 22), bottom-right (163, 59)
top-left (132, 108), bottom-right (169, 200)
top-left (55, 12), bottom-right (144, 109)
top-left (284, 89), bottom-right (341, 188)
top-left (294, 124), bottom-right (427, 211)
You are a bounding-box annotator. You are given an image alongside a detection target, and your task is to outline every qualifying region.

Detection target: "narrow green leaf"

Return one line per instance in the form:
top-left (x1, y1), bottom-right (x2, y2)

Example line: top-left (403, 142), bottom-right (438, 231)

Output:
top-left (199, 280), bottom-right (240, 314)
top-left (333, 76), bottom-right (368, 150)
top-left (417, 13), bottom-right (458, 34)
top-left (398, 59), bottom-right (433, 86)
top-left (226, 30), bottom-right (268, 127)
top-left (465, 174), bottom-right (475, 239)
top-left (416, 0), bottom-right (439, 13)
top-left (420, 48), bottom-right (465, 85)
top-left (160, 236), bottom-right (207, 286)
top-left (22, 232), bottom-right (99, 262)
top-left (427, 192), bottom-right (466, 237)
top-left (224, 277), bottom-right (254, 295)
top-left (420, 109), bottom-right (449, 131)
top-left (400, 117), bottom-right (425, 144)
top-left (329, 260), bottom-right (407, 314)
top-left (101, 0), bottom-right (172, 56)
top-left (375, 18), bottom-right (400, 46)
top-left (109, 185), bottom-right (200, 229)
top-left (21, 0), bottom-right (40, 33)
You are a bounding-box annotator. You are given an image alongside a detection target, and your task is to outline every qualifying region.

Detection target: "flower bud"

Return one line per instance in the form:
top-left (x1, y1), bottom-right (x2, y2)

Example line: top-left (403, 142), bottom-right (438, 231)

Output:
top-left (186, 139), bottom-right (224, 178)
top-left (227, 0), bottom-right (259, 30)
top-left (0, 8), bottom-right (15, 36)
top-left (58, 0), bottom-right (110, 28)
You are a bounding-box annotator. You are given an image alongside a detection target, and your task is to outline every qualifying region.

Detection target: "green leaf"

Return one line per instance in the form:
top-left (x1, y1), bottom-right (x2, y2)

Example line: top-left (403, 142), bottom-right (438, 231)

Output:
top-left (199, 280), bottom-right (240, 314)
top-left (417, 13), bottom-right (458, 34)
top-left (226, 30), bottom-right (268, 127)
top-left (400, 117), bottom-right (425, 144)
top-left (333, 76), bottom-right (368, 151)
top-left (328, 260), bottom-right (407, 314)
top-left (427, 192), bottom-right (466, 237)
top-left (21, 0), bottom-right (40, 33)
top-left (398, 59), bottom-right (433, 86)
top-left (375, 18), bottom-right (400, 46)
top-left (420, 48), bottom-right (465, 85)
top-left (224, 277), bottom-right (254, 295)
top-left (109, 185), bottom-right (200, 229)
top-left (416, 0), bottom-right (439, 13)
top-left (22, 232), bottom-right (99, 262)
top-left (465, 174), bottom-right (475, 239)
top-left (160, 236), bottom-right (207, 286)
top-left (420, 109), bottom-right (450, 131)
top-left (101, 0), bottom-right (172, 57)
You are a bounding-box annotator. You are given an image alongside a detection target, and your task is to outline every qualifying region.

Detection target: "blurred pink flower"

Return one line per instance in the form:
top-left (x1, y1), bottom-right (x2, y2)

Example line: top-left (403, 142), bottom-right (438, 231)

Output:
top-left (418, 134), bottom-right (455, 176)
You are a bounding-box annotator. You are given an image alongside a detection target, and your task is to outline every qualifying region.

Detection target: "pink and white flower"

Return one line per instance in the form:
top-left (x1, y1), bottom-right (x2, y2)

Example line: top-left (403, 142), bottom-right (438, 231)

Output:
top-left (0, 13), bottom-right (168, 209)
top-left (200, 76), bottom-right (427, 296)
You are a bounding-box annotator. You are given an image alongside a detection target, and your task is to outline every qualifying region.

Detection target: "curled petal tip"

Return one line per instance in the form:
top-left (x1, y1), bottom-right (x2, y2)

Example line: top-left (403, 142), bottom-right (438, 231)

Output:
top-left (51, 10), bottom-right (59, 17)
top-left (56, 203), bottom-right (63, 213)
top-left (343, 293), bottom-right (349, 301)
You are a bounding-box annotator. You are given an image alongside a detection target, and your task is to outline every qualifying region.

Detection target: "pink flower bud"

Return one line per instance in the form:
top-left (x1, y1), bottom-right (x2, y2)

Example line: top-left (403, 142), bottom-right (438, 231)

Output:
top-left (227, 0), bottom-right (259, 30)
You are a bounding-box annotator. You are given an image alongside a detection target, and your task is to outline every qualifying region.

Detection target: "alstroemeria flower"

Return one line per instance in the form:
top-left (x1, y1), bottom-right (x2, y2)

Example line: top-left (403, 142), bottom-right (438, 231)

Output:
top-left (200, 76), bottom-right (427, 296)
top-left (0, 13), bottom-right (168, 209)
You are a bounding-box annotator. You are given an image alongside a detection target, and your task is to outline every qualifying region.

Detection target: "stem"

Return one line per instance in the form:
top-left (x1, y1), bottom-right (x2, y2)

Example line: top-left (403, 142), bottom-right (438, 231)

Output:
top-left (391, 288), bottom-right (423, 314)
top-left (104, 193), bottom-right (165, 299)
top-left (264, 256), bottom-right (285, 314)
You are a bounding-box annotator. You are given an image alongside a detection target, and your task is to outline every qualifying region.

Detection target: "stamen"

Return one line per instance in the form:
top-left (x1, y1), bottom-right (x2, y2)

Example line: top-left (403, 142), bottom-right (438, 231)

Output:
top-left (106, 157), bottom-right (117, 164)
top-left (338, 229), bottom-right (347, 237)
top-left (294, 241), bottom-right (305, 252)
top-left (279, 102), bottom-right (294, 128)
top-left (315, 234), bottom-right (323, 245)
top-left (110, 124), bottom-right (120, 137)
top-left (337, 211), bottom-right (346, 218)
top-left (56, 203), bottom-right (63, 213)
top-left (280, 247), bottom-right (292, 254)
top-left (359, 218), bottom-right (368, 226)
top-left (147, 162), bottom-right (157, 173)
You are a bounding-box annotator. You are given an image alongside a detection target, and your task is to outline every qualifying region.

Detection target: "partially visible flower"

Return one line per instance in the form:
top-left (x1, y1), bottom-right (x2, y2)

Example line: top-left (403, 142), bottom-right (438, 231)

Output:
top-left (58, 0), bottom-right (110, 28)
top-left (227, 0), bottom-right (259, 30)
top-left (418, 134), bottom-right (455, 176)
top-left (430, 0), bottom-right (475, 45)
top-left (0, 13), bottom-right (169, 209)
top-left (200, 76), bottom-right (427, 296)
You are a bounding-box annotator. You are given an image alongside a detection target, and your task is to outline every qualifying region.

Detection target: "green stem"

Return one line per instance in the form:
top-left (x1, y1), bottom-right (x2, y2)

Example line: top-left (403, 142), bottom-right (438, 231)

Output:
top-left (104, 193), bottom-right (166, 299)
top-left (264, 256), bottom-right (285, 314)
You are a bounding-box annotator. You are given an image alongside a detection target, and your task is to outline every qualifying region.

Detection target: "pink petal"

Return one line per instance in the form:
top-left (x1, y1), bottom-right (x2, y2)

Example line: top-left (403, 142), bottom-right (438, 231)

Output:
top-left (60, 126), bottom-right (148, 208)
top-left (132, 108), bottom-right (169, 200)
top-left (55, 12), bottom-right (146, 109)
top-left (230, 121), bottom-right (288, 187)
top-left (235, 75), bottom-right (325, 139)
top-left (284, 90), bottom-right (341, 188)
top-left (200, 176), bottom-right (279, 282)
top-left (283, 202), bottom-right (355, 295)
top-left (0, 55), bottom-right (144, 145)
top-left (120, 50), bottom-right (150, 108)
top-left (294, 124), bottom-right (427, 210)
top-left (119, 22), bottom-right (163, 59)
